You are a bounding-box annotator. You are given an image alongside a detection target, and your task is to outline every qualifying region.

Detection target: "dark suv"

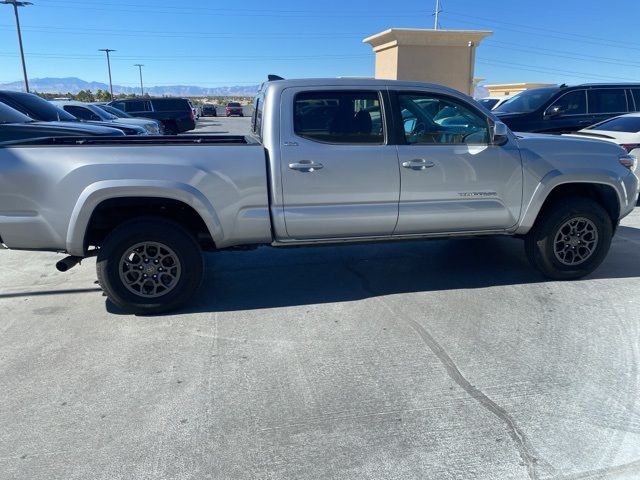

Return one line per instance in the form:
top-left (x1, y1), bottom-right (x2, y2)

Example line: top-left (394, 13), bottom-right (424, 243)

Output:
top-left (494, 84), bottom-right (640, 133)
top-left (109, 97), bottom-right (196, 135)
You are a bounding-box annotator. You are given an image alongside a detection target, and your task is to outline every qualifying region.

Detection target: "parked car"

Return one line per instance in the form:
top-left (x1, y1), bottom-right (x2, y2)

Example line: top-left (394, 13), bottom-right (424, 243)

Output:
top-left (0, 90), bottom-right (130, 137)
top-left (494, 84), bottom-right (640, 133)
top-left (0, 101), bottom-right (124, 143)
top-left (93, 103), bottom-right (162, 134)
top-left (187, 100), bottom-right (198, 120)
top-left (50, 101), bottom-right (149, 136)
top-left (109, 98), bottom-right (196, 135)
top-left (478, 95), bottom-right (512, 110)
top-left (201, 104), bottom-right (217, 117)
top-left (225, 102), bottom-right (244, 117)
top-left (0, 77), bottom-right (637, 314)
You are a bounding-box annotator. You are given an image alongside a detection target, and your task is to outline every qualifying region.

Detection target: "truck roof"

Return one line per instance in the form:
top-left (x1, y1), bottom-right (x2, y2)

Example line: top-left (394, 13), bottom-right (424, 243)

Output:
top-left (261, 77), bottom-right (467, 97)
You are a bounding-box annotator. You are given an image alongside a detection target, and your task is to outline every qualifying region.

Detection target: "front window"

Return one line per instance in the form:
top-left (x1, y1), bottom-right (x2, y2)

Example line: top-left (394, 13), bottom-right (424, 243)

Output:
top-left (478, 98), bottom-right (499, 110)
top-left (549, 90), bottom-right (587, 115)
top-left (293, 90), bottom-right (384, 144)
top-left (398, 93), bottom-right (489, 145)
top-left (494, 88), bottom-right (558, 114)
top-left (64, 105), bottom-right (100, 121)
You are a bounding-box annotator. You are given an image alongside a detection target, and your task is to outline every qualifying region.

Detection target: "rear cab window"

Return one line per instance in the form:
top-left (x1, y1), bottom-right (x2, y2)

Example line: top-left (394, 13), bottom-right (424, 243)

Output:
top-left (293, 90), bottom-right (384, 144)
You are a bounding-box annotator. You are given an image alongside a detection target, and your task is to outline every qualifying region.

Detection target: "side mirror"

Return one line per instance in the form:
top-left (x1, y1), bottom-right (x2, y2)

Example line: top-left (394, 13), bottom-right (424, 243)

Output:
top-left (545, 105), bottom-right (563, 118)
top-left (492, 121), bottom-right (509, 144)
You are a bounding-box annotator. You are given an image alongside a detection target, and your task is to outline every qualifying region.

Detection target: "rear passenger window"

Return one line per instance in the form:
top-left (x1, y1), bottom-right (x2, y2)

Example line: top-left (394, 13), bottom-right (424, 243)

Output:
top-left (550, 90), bottom-right (586, 115)
top-left (122, 101), bottom-right (147, 112)
top-left (588, 89), bottom-right (628, 114)
top-left (152, 99), bottom-right (188, 111)
top-left (294, 91), bottom-right (383, 144)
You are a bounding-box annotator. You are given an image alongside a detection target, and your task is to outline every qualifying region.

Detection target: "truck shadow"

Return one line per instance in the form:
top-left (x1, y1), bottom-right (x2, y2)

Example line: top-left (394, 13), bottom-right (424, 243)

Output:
top-left (107, 225), bottom-right (640, 315)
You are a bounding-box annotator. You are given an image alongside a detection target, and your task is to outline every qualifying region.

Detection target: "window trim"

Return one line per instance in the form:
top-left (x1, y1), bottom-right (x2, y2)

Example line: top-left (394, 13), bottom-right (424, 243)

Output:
top-left (292, 89), bottom-right (387, 146)
top-left (390, 90), bottom-right (492, 146)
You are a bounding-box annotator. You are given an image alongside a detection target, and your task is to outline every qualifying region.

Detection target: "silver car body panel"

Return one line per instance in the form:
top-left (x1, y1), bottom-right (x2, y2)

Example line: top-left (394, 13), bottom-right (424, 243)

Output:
top-left (0, 78), bottom-right (637, 256)
top-left (0, 144), bottom-right (271, 255)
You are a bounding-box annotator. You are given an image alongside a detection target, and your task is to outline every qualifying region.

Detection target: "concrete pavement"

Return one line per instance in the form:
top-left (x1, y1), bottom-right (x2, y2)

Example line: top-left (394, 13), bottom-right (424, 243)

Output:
top-left (1, 142), bottom-right (639, 478)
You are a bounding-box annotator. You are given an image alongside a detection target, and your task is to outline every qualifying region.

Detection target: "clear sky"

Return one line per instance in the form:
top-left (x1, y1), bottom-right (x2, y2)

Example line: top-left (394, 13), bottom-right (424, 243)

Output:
top-left (0, 0), bottom-right (639, 88)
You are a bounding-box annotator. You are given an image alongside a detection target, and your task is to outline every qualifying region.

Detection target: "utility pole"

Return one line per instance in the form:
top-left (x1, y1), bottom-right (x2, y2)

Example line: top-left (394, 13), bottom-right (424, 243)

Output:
top-left (134, 64), bottom-right (144, 96)
top-left (1, 1), bottom-right (32, 93)
top-left (99, 48), bottom-right (116, 100)
top-left (433, 0), bottom-right (441, 30)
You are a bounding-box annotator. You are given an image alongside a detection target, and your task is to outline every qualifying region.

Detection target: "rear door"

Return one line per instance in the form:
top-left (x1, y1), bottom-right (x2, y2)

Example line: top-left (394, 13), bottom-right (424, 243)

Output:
top-left (279, 88), bottom-right (400, 239)
top-left (392, 90), bottom-right (523, 234)
top-left (587, 88), bottom-right (630, 125)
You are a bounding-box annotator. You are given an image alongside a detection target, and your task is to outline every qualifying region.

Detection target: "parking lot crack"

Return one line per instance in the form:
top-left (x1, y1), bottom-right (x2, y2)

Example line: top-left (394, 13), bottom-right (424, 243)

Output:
top-left (345, 262), bottom-right (544, 480)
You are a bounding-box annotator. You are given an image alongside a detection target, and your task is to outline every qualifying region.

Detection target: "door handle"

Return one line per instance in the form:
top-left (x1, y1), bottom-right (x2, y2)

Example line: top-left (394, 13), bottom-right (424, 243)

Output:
top-left (402, 159), bottom-right (435, 170)
top-left (288, 160), bottom-right (324, 172)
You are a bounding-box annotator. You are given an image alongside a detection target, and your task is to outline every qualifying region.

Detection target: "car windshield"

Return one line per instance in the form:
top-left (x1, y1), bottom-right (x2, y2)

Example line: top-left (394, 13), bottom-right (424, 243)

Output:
top-left (587, 116), bottom-right (640, 133)
top-left (98, 105), bottom-right (131, 118)
top-left (1, 92), bottom-right (78, 121)
top-left (478, 98), bottom-right (499, 109)
top-left (84, 104), bottom-right (117, 120)
top-left (228, 102), bottom-right (241, 107)
top-left (494, 88), bottom-right (558, 114)
top-left (0, 101), bottom-right (34, 123)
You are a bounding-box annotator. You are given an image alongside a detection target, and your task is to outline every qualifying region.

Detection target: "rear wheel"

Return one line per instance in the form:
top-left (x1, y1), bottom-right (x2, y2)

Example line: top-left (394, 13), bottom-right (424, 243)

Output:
top-left (525, 197), bottom-right (613, 280)
top-left (97, 217), bottom-right (204, 314)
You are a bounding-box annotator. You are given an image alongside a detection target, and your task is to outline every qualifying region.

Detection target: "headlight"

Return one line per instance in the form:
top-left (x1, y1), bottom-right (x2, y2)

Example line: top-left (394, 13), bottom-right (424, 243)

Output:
top-left (619, 154), bottom-right (637, 173)
top-left (145, 124), bottom-right (160, 134)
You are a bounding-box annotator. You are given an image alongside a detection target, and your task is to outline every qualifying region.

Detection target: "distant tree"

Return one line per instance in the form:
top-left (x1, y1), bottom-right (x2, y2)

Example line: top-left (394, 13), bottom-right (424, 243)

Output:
top-left (75, 89), bottom-right (95, 102)
top-left (95, 89), bottom-right (111, 102)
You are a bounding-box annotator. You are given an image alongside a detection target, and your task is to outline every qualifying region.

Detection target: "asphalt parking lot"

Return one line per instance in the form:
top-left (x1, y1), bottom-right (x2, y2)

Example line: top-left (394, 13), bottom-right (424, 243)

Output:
top-left (1, 119), bottom-right (639, 478)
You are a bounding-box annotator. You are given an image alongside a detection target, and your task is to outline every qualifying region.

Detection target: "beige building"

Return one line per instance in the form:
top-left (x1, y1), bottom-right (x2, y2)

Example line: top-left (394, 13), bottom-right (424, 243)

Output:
top-left (484, 82), bottom-right (555, 97)
top-left (363, 29), bottom-right (492, 95)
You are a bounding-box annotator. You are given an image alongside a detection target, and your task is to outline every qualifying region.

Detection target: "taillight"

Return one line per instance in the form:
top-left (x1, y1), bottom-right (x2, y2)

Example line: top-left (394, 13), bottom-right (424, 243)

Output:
top-left (190, 110), bottom-right (195, 121)
top-left (620, 144), bottom-right (640, 153)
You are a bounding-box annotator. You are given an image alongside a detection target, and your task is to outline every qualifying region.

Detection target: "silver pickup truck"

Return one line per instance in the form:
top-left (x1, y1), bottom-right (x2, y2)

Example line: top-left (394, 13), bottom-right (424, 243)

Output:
top-left (1, 78), bottom-right (638, 313)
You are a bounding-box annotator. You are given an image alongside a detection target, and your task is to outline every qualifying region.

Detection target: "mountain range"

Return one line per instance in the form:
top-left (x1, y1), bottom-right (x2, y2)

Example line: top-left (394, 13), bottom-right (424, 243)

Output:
top-left (0, 77), bottom-right (260, 97)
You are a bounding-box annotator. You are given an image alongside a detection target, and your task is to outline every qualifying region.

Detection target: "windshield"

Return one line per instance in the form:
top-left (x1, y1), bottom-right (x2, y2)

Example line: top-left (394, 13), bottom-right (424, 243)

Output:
top-left (228, 102), bottom-right (241, 107)
top-left (587, 116), bottom-right (640, 133)
top-left (494, 88), bottom-right (558, 114)
top-left (97, 105), bottom-right (131, 118)
top-left (1, 92), bottom-right (78, 121)
top-left (478, 98), bottom-right (499, 109)
top-left (0, 102), bottom-right (34, 123)
top-left (84, 104), bottom-right (117, 120)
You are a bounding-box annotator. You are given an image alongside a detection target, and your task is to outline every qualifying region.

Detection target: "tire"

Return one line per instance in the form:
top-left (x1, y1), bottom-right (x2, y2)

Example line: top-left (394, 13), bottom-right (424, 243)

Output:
top-left (524, 197), bottom-right (613, 280)
top-left (163, 122), bottom-right (178, 135)
top-left (97, 217), bottom-right (204, 315)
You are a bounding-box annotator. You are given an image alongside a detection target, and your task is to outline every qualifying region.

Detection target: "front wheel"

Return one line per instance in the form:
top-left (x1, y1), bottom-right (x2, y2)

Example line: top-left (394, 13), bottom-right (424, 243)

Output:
top-left (97, 218), bottom-right (204, 314)
top-left (524, 197), bottom-right (613, 280)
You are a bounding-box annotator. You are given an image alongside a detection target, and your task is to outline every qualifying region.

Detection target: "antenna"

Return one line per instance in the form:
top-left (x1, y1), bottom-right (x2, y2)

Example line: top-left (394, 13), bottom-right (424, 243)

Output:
top-left (433, 0), bottom-right (442, 30)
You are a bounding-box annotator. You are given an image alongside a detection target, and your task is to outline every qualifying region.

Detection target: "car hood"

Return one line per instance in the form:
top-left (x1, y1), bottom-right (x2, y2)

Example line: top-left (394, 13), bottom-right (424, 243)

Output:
top-left (515, 132), bottom-right (628, 169)
top-left (35, 121), bottom-right (124, 135)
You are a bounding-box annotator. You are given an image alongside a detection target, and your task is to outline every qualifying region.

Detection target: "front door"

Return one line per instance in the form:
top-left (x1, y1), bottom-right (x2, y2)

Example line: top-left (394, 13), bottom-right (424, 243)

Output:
top-left (280, 88), bottom-right (400, 240)
top-left (392, 91), bottom-right (523, 235)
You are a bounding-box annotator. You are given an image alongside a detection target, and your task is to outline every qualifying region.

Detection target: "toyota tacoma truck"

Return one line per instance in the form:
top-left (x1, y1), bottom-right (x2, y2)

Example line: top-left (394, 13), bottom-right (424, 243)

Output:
top-left (0, 78), bottom-right (637, 314)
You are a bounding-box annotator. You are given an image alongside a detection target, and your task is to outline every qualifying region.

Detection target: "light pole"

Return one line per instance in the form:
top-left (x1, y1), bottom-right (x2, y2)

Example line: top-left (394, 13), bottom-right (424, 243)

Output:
top-left (1, 0), bottom-right (32, 93)
top-left (99, 48), bottom-right (116, 100)
top-left (134, 64), bottom-right (144, 96)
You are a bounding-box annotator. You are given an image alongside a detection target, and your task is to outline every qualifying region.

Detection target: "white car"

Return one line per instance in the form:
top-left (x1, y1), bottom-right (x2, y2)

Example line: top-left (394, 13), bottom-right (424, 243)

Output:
top-left (568, 113), bottom-right (640, 159)
top-left (477, 95), bottom-right (513, 111)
